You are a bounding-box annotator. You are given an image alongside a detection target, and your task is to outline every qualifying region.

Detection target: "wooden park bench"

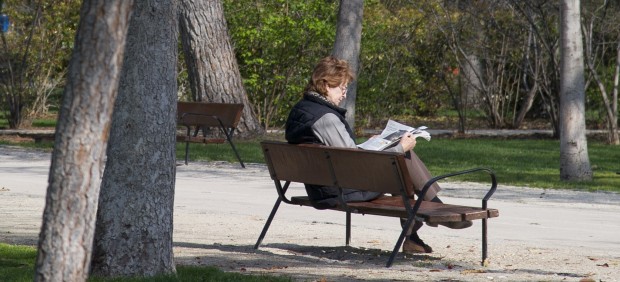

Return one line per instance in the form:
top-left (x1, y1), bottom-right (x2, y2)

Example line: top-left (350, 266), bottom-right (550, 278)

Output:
top-left (254, 141), bottom-right (499, 267)
top-left (0, 129), bottom-right (55, 143)
top-left (177, 101), bottom-right (245, 168)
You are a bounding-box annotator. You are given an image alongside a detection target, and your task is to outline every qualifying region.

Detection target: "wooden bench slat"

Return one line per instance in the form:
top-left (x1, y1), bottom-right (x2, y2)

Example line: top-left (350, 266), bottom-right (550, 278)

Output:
top-left (291, 195), bottom-right (499, 223)
top-left (263, 143), bottom-right (335, 186)
top-left (328, 149), bottom-right (411, 195)
top-left (177, 102), bottom-right (243, 128)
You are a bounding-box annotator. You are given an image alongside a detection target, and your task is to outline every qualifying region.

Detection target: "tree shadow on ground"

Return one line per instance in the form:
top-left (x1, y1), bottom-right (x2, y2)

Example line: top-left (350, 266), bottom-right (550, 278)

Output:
top-left (174, 241), bottom-right (440, 267)
top-left (172, 241), bottom-right (591, 281)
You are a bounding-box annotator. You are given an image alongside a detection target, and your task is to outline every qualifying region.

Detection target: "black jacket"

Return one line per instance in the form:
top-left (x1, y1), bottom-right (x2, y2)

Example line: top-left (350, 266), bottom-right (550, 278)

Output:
top-left (285, 92), bottom-right (381, 209)
top-left (285, 92), bottom-right (354, 144)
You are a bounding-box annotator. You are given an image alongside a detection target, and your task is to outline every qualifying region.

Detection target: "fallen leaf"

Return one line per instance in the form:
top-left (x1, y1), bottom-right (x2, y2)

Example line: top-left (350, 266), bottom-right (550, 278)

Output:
top-left (429, 269), bottom-right (442, 272)
top-left (265, 265), bottom-right (288, 270)
top-left (596, 263), bottom-right (609, 267)
top-left (461, 269), bottom-right (487, 274)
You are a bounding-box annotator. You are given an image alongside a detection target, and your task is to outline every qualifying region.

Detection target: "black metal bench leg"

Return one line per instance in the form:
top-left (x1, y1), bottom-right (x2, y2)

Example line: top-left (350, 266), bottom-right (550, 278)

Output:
top-left (345, 211), bottom-right (351, 246)
top-left (223, 128), bottom-right (245, 168)
top-left (184, 126), bottom-right (191, 165)
top-left (228, 140), bottom-right (245, 168)
top-left (482, 218), bottom-right (488, 265)
top-left (386, 216), bottom-right (414, 267)
top-left (254, 198), bottom-right (282, 249)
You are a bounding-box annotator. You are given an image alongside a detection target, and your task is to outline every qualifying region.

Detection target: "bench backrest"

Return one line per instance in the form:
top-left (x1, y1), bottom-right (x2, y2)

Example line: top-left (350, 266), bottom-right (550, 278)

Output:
top-left (261, 141), bottom-right (334, 186)
top-left (177, 102), bottom-right (244, 128)
top-left (261, 141), bottom-right (411, 195)
top-left (328, 147), bottom-right (409, 195)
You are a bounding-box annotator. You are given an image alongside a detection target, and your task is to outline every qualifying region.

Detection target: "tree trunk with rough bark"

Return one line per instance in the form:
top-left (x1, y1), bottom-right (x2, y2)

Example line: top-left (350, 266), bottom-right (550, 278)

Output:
top-left (90, 0), bottom-right (178, 277)
top-left (332, 0), bottom-right (363, 133)
top-left (179, 0), bottom-right (263, 138)
top-left (559, 0), bottom-right (592, 181)
top-left (34, 1), bottom-right (134, 281)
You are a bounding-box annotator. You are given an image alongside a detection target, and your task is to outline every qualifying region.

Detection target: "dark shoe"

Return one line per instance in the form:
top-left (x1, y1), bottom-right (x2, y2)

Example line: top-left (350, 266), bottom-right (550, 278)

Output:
top-left (402, 237), bottom-right (433, 254)
top-left (426, 220), bottom-right (473, 229)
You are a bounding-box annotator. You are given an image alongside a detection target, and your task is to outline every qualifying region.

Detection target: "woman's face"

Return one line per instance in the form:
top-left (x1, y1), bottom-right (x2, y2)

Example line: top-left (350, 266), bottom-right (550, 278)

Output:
top-left (325, 82), bottom-right (348, 106)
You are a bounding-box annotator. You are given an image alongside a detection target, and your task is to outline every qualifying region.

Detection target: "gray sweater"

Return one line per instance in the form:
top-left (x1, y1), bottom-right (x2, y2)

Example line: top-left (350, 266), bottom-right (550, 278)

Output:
top-left (311, 113), bottom-right (405, 154)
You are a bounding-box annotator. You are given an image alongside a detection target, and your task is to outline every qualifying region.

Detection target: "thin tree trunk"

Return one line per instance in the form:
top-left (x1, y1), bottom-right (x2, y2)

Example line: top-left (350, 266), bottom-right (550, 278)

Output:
top-left (559, 0), bottom-right (592, 181)
top-left (179, 0), bottom-right (263, 138)
top-left (586, 44), bottom-right (620, 144)
top-left (91, 0), bottom-right (178, 277)
top-left (514, 82), bottom-right (538, 128)
top-left (612, 44), bottom-right (620, 144)
top-left (34, 1), bottom-right (133, 281)
top-left (332, 0), bottom-right (363, 132)
top-left (514, 28), bottom-right (540, 128)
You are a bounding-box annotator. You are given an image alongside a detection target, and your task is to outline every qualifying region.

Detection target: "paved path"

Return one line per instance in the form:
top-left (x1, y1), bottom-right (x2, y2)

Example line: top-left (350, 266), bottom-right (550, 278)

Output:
top-left (1, 145), bottom-right (619, 281)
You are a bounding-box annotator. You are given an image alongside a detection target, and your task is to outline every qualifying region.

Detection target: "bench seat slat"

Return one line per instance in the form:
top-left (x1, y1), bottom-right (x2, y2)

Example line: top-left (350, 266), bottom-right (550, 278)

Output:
top-left (291, 196), bottom-right (499, 223)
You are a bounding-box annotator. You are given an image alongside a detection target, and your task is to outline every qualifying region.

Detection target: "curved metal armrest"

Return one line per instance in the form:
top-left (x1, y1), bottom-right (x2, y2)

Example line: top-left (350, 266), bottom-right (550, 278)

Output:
top-left (275, 181), bottom-right (295, 205)
top-left (412, 167), bottom-right (497, 215)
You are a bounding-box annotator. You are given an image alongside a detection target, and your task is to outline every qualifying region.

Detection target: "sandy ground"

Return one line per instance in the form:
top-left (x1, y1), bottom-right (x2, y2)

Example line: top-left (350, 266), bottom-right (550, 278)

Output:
top-left (1, 145), bottom-right (619, 281)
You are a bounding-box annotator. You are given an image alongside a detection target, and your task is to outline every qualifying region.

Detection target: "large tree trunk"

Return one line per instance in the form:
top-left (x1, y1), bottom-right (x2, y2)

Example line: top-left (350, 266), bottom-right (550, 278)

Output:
top-left (332, 0), bottom-right (363, 133)
top-left (91, 0), bottom-right (178, 277)
top-left (179, 0), bottom-right (263, 138)
top-left (559, 0), bottom-right (592, 181)
top-left (34, 1), bottom-right (134, 281)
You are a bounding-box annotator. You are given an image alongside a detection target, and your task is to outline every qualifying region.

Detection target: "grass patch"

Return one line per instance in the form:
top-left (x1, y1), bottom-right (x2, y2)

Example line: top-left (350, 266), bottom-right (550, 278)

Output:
top-left (412, 138), bottom-right (619, 192)
top-left (0, 244), bottom-right (37, 282)
top-left (0, 140), bottom-right (54, 151)
top-left (177, 138), bottom-right (270, 165)
top-left (178, 136), bottom-right (619, 192)
top-left (0, 243), bottom-right (291, 282)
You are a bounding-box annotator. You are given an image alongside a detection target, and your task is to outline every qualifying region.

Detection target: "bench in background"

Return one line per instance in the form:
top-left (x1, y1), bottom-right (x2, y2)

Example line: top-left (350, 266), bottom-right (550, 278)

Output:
top-left (177, 101), bottom-right (245, 168)
top-left (254, 141), bottom-right (499, 267)
top-left (0, 129), bottom-right (55, 143)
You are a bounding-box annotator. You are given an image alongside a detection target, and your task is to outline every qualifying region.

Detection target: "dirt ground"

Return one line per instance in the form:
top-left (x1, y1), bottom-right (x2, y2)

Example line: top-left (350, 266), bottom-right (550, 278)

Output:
top-left (1, 145), bottom-right (619, 281)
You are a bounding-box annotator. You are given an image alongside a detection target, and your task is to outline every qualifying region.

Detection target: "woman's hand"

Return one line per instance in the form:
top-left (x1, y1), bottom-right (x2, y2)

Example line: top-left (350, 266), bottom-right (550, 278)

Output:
top-left (399, 133), bottom-right (416, 151)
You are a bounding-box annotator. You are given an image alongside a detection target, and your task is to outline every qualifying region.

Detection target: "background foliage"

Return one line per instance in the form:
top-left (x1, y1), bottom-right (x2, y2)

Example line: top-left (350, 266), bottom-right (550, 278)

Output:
top-left (1, 0), bottom-right (618, 138)
top-left (0, 0), bottom-right (80, 128)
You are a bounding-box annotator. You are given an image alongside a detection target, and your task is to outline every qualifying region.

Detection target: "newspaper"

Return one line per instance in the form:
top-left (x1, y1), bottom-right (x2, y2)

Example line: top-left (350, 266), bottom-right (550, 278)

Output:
top-left (357, 119), bottom-right (431, 151)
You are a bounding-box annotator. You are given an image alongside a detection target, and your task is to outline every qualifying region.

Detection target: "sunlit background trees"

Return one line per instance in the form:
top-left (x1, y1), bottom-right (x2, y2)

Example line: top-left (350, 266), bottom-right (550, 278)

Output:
top-left (1, 0), bottom-right (618, 144)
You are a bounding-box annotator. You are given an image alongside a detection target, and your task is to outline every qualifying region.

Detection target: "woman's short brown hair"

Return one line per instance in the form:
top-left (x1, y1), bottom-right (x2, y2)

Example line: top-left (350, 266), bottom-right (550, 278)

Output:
top-left (304, 56), bottom-right (355, 97)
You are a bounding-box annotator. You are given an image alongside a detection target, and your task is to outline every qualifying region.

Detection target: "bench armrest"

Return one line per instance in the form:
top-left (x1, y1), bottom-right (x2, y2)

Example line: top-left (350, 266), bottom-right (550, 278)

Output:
top-left (274, 181), bottom-right (296, 205)
top-left (412, 168), bottom-right (498, 216)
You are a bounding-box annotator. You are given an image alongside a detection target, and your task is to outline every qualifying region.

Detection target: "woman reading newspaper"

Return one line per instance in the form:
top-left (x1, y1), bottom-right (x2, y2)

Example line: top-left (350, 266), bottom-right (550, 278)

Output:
top-left (285, 56), bottom-right (471, 254)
